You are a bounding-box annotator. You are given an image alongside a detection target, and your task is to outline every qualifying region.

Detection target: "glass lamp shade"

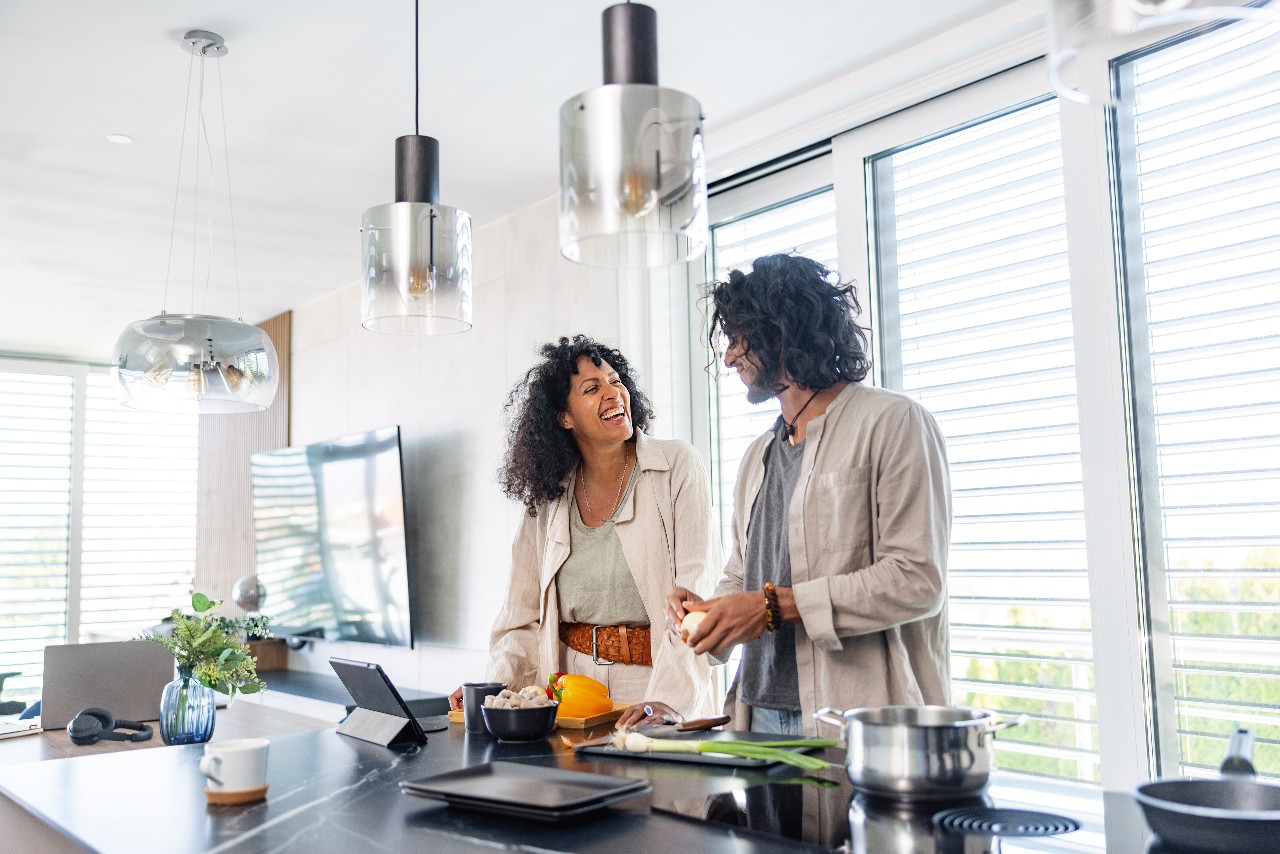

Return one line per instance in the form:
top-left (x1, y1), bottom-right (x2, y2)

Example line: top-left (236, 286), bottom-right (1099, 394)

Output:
top-left (361, 201), bottom-right (473, 334)
top-left (1048, 0), bottom-right (1280, 104)
top-left (559, 84), bottom-right (708, 268)
top-left (112, 314), bottom-right (280, 414)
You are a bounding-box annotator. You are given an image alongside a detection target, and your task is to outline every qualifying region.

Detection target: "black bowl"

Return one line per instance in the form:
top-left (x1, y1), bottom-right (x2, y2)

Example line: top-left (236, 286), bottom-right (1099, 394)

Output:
top-left (480, 703), bottom-right (559, 742)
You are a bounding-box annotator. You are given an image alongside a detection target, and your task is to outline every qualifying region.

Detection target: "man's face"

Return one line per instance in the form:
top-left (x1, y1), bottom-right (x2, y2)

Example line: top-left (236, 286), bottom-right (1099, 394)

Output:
top-left (723, 335), bottom-right (775, 404)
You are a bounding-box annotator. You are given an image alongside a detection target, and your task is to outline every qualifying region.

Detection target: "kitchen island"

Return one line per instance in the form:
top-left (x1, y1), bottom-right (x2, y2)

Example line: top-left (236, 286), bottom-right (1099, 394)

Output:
top-left (0, 705), bottom-right (1153, 853)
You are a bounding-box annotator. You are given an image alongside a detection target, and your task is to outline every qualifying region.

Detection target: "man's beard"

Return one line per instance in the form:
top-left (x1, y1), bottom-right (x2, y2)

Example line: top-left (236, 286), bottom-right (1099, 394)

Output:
top-left (745, 374), bottom-right (784, 405)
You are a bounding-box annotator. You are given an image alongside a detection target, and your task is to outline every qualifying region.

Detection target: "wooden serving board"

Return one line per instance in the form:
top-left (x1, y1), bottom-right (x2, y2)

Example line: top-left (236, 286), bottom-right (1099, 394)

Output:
top-left (448, 700), bottom-right (630, 729)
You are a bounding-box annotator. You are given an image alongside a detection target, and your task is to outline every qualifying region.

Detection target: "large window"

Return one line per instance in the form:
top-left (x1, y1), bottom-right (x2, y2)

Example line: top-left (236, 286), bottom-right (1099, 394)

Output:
top-left (688, 17), bottom-right (1280, 797)
top-left (0, 362), bottom-right (197, 710)
top-left (1115, 20), bottom-right (1280, 778)
top-left (867, 97), bottom-right (1097, 781)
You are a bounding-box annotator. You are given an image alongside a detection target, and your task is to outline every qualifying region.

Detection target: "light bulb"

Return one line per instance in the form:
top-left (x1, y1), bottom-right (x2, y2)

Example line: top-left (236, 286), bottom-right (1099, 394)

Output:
top-left (618, 167), bottom-right (657, 218)
top-left (187, 364), bottom-right (208, 400)
top-left (143, 359), bottom-right (175, 387)
top-left (223, 364), bottom-right (245, 393)
top-left (407, 267), bottom-right (437, 301)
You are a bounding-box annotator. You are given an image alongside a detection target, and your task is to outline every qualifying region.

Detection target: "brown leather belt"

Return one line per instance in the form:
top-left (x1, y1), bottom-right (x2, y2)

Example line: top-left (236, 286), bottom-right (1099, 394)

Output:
top-left (558, 622), bottom-right (652, 666)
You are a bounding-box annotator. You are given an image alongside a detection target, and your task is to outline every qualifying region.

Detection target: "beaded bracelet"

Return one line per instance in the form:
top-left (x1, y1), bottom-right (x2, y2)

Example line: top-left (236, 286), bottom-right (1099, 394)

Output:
top-left (762, 582), bottom-right (781, 633)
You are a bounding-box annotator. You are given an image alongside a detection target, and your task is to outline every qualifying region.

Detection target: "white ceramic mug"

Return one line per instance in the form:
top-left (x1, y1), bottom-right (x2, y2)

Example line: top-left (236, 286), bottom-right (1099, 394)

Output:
top-left (200, 738), bottom-right (270, 794)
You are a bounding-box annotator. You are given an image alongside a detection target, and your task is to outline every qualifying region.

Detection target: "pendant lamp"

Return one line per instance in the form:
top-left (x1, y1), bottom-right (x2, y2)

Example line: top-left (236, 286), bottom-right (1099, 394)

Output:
top-left (361, 0), bottom-right (473, 334)
top-left (112, 31), bottom-right (279, 414)
top-left (559, 2), bottom-right (708, 269)
top-left (1048, 0), bottom-right (1280, 105)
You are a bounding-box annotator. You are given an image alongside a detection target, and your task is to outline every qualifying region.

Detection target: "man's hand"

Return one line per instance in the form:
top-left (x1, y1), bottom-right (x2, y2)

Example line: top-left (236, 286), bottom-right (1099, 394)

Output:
top-left (683, 591), bottom-right (767, 656)
top-left (664, 585), bottom-right (704, 634)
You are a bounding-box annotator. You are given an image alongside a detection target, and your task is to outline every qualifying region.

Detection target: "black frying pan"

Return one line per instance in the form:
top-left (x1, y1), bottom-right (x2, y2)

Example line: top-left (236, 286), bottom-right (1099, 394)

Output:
top-left (1135, 728), bottom-right (1280, 853)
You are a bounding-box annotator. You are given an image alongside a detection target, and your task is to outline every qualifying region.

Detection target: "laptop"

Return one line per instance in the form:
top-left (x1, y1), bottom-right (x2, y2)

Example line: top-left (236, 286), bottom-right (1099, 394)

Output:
top-left (329, 657), bottom-right (449, 743)
top-left (0, 719), bottom-right (42, 740)
top-left (41, 641), bottom-right (175, 730)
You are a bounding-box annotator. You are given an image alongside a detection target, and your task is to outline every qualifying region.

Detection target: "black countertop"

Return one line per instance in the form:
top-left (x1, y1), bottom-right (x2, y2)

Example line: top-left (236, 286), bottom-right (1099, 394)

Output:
top-left (0, 720), bottom-right (1157, 853)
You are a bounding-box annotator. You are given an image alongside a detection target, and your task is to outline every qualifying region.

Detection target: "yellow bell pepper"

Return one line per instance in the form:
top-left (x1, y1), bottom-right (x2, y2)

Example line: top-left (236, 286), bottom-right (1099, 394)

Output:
top-left (547, 672), bottom-right (613, 719)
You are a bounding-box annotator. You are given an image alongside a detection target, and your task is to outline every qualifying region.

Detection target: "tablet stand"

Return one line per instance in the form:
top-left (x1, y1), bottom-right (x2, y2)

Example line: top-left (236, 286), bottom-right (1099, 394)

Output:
top-left (336, 707), bottom-right (423, 747)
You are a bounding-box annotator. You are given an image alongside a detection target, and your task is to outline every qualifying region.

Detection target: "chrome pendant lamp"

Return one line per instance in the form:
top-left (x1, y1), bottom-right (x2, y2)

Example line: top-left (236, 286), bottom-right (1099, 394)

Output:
top-left (559, 2), bottom-right (708, 269)
top-left (1048, 0), bottom-right (1280, 105)
top-left (361, 0), bottom-right (473, 334)
top-left (113, 31), bottom-right (279, 414)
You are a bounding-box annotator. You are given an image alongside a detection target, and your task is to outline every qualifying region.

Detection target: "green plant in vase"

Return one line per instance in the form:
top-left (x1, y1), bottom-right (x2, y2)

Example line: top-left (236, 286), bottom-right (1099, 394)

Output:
top-left (138, 592), bottom-right (270, 744)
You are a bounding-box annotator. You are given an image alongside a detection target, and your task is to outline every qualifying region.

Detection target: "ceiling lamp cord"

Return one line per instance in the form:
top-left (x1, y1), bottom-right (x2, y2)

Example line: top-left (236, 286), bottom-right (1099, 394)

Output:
top-left (161, 50), bottom-right (196, 314)
top-left (415, 0), bottom-right (420, 137)
top-left (215, 56), bottom-right (244, 323)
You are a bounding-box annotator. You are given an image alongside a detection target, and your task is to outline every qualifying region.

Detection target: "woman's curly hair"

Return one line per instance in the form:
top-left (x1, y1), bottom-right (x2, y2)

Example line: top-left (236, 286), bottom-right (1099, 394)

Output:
top-left (707, 254), bottom-right (871, 393)
top-left (498, 335), bottom-right (653, 516)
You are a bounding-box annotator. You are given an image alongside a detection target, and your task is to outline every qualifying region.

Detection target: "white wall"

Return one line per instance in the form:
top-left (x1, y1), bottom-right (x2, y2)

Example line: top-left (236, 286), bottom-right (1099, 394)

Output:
top-left (287, 195), bottom-right (622, 695)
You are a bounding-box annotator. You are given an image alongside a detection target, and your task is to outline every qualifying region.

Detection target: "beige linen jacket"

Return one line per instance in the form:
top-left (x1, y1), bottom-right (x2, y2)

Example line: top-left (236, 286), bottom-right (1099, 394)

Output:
top-left (486, 433), bottom-right (717, 718)
top-left (718, 382), bottom-right (952, 734)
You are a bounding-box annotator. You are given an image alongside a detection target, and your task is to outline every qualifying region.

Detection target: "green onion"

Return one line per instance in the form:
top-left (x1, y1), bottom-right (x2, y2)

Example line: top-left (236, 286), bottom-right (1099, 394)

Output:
top-left (619, 732), bottom-right (837, 771)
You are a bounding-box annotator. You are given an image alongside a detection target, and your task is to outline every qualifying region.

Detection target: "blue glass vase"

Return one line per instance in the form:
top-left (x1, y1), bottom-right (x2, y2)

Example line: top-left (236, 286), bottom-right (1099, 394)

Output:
top-left (159, 664), bottom-right (216, 745)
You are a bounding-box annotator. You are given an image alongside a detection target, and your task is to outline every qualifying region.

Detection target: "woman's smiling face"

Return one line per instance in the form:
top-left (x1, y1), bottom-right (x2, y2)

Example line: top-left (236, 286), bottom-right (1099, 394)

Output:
top-left (559, 356), bottom-right (633, 444)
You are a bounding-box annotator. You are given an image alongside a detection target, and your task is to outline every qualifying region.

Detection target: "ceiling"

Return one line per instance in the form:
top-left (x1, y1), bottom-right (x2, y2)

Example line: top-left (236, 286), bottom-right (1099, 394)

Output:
top-left (0, 0), bottom-right (1007, 362)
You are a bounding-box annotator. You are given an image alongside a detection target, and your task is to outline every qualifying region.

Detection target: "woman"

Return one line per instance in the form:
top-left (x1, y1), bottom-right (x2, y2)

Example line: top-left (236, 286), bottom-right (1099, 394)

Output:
top-left (450, 335), bottom-right (716, 727)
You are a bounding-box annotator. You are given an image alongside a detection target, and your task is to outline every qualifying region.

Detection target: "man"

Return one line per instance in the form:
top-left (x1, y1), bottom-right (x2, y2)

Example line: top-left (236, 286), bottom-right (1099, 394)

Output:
top-left (667, 254), bottom-right (951, 736)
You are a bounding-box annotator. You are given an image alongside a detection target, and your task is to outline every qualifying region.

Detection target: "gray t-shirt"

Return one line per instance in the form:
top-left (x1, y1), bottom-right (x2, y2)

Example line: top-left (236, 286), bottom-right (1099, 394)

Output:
top-left (739, 419), bottom-right (802, 711)
top-left (557, 464), bottom-right (648, 626)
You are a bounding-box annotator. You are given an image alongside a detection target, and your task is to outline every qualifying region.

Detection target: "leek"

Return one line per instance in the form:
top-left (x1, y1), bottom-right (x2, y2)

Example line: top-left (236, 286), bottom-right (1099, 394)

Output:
top-left (620, 732), bottom-right (836, 771)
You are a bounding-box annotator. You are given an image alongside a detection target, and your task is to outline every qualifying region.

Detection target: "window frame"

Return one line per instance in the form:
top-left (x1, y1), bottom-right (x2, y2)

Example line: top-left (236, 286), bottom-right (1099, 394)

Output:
top-left (0, 356), bottom-right (199, 705)
top-left (833, 61), bottom-right (1152, 795)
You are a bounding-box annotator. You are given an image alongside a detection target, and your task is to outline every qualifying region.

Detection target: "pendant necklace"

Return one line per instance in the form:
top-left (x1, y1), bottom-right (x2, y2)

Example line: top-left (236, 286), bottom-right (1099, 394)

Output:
top-left (782, 390), bottom-right (822, 446)
top-left (579, 443), bottom-right (632, 523)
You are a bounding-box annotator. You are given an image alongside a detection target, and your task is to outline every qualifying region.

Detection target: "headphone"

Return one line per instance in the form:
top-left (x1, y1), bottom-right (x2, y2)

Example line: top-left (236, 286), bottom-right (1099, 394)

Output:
top-left (67, 707), bottom-right (154, 745)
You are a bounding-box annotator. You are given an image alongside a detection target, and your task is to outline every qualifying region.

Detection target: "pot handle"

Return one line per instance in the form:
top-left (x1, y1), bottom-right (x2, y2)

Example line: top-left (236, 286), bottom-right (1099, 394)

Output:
top-left (978, 713), bottom-right (1028, 745)
top-left (813, 707), bottom-right (846, 740)
top-left (1220, 727), bottom-right (1256, 779)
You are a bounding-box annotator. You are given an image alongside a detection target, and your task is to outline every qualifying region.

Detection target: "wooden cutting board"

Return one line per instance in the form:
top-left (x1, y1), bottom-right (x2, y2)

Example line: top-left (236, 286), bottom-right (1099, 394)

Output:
top-left (448, 700), bottom-right (630, 729)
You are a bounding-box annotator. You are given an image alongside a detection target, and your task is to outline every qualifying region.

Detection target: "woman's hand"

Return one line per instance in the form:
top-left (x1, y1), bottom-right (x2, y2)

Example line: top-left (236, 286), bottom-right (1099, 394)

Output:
top-left (683, 592), bottom-right (767, 656)
top-left (664, 585), bottom-right (704, 634)
top-left (615, 701), bottom-right (679, 730)
top-left (448, 685), bottom-right (463, 711)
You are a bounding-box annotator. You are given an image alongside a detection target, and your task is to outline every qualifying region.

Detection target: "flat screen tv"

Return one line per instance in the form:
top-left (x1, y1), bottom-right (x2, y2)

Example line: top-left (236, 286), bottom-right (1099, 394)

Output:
top-left (249, 426), bottom-right (414, 647)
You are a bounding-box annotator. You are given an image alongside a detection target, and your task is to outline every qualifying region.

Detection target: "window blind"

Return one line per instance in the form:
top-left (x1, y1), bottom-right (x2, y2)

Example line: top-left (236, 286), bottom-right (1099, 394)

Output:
top-left (1117, 20), bottom-right (1280, 778)
top-left (707, 190), bottom-right (838, 547)
top-left (0, 371), bottom-right (73, 707)
top-left (870, 98), bottom-right (1100, 782)
top-left (78, 372), bottom-right (197, 640)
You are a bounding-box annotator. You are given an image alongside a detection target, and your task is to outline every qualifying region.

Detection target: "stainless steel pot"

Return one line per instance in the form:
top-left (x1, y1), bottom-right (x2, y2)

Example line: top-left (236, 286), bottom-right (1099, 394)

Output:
top-left (815, 705), bottom-right (1027, 800)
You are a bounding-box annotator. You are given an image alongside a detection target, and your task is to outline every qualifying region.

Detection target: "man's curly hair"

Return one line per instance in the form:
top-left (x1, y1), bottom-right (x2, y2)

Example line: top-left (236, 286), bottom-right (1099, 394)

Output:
top-left (498, 335), bottom-right (653, 516)
top-left (707, 254), bottom-right (871, 394)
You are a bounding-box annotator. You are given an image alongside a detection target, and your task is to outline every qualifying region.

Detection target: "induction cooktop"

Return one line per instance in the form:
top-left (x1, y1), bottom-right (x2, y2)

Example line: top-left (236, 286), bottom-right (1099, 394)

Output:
top-left (652, 775), bottom-right (1100, 853)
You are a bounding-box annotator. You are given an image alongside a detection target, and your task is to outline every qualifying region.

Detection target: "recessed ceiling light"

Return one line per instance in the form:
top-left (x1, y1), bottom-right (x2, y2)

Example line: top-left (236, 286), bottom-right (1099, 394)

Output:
top-left (106, 134), bottom-right (133, 144)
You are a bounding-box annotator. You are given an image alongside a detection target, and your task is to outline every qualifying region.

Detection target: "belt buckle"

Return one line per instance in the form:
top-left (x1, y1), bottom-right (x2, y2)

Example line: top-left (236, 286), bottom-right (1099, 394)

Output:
top-left (590, 625), bottom-right (614, 666)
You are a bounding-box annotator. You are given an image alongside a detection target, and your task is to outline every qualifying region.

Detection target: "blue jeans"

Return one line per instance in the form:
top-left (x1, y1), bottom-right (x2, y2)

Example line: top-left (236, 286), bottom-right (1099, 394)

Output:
top-left (748, 706), bottom-right (805, 736)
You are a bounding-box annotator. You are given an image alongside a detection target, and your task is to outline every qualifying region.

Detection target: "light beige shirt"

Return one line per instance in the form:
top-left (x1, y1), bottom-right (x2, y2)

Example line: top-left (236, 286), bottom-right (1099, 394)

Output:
top-left (487, 433), bottom-right (718, 718)
top-left (717, 382), bottom-right (952, 734)
top-left (558, 467), bottom-right (648, 625)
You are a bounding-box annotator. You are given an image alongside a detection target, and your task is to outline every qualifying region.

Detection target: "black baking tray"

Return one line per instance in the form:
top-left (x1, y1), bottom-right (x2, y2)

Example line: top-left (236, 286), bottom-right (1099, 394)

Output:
top-left (575, 729), bottom-right (823, 767)
top-left (399, 761), bottom-right (649, 815)
top-left (413, 785), bottom-right (650, 821)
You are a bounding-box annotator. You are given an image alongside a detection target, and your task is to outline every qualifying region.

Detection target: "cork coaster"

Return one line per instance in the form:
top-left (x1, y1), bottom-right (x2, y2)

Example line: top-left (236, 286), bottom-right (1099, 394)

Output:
top-left (205, 784), bottom-right (268, 805)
